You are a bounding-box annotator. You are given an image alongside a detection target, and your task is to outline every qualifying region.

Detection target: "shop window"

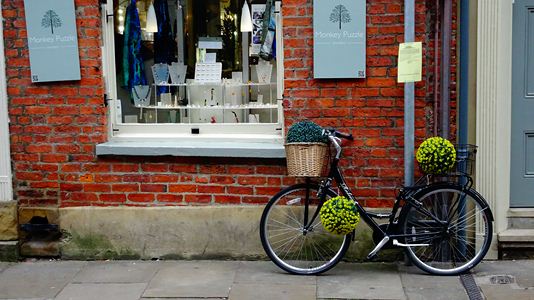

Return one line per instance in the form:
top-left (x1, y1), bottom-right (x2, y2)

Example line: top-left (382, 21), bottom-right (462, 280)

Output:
top-left (102, 0), bottom-right (283, 140)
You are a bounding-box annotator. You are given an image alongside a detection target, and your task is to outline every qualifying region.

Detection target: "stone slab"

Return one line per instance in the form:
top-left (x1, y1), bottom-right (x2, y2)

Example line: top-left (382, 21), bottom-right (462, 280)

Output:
top-left (60, 206), bottom-right (266, 260)
top-left (72, 261), bottom-right (161, 283)
top-left (0, 201), bottom-right (17, 241)
top-left (0, 261), bottom-right (86, 299)
top-left (0, 261), bottom-right (13, 272)
top-left (143, 260), bottom-right (239, 298)
top-left (498, 229), bottom-right (534, 242)
top-left (229, 283), bottom-right (316, 300)
top-left (478, 284), bottom-right (534, 300)
top-left (0, 241), bottom-right (18, 262)
top-left (398, 265), bottom-right (468, 300)
top-left (474, 260), bottom-right (534, 288)
top-left (317, 262), bottom-right (406, 300)
top-left (234, 261), bottom-right (316, 285)
top-left (55, 283), bottom-right (147, 300)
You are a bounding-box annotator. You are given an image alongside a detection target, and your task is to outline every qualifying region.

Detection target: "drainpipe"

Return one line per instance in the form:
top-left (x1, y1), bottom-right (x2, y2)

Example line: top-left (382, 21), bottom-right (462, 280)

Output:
top-left (458, 0), bottom-right (469, 145)
top-left (440, 0), bottom-right (452, 139)
top-left (433, 0), bottom-right (440, 136)
top-left (404, 0), bottom-right (415, 186)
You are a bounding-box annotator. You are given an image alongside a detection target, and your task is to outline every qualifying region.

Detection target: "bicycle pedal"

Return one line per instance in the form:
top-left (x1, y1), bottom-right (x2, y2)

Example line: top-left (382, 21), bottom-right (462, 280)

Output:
top-left (367, 253), bottom-right (378, 261)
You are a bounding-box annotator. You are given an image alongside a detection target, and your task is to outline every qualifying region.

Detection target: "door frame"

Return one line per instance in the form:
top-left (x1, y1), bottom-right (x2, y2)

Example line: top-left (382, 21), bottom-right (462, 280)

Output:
top-left (476, 0), bottom-right (514, 258)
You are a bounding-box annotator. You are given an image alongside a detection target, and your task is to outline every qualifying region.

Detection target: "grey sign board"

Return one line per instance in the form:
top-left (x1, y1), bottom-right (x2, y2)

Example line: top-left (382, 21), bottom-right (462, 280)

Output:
top-left (24, 0), bottom-right (81, 82)
top-left (313, 0), bottom-right (366, 79)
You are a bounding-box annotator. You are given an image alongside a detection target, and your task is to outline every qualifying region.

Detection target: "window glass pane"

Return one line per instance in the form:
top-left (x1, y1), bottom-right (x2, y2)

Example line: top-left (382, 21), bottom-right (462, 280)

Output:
top-left (113, 0), bottom-right (278, 126)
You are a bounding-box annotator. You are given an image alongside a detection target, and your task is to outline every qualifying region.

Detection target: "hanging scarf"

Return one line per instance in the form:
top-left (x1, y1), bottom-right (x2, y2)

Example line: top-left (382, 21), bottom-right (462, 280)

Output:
top-left (259, 0), bottom-right (276, 61)
top-left (154, 0), bottom-right (175, 94)
top-left (122, 0), bottom-right (147, 102)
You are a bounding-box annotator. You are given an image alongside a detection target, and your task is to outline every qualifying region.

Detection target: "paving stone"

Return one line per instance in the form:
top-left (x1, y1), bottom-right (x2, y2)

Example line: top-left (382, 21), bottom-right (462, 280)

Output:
top-left (0, 261), bottom-right (86, 299)
top-left (317, 262), bottom-right (406, 300)
top-left (55, 283), bottom-right (147, 300)
top-left (0, 262), bottom-right (13, 273)
top-left (478, 284), bottom-right (534, 300)
top-left (234, 261), bottom-right (316, 286)
top-left (143, 260), bottom-right (239, 298)
top-left (398, 265), bottom-right (468, 300)
top-left (474, 260), bottom-right (534, 288)
top-left (229, 283), bottom-right (316, 300)
top-left (72, 261), bottom-right (161, 283)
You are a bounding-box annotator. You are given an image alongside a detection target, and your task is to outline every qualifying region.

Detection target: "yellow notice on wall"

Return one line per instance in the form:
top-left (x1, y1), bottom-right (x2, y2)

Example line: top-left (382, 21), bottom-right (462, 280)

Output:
top-left (397, 42), bottom-right (422, 83)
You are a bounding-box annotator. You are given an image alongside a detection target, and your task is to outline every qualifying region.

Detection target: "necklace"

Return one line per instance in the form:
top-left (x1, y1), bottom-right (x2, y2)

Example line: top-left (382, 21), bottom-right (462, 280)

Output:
top-left (132, 85), bottom-right (151, 106)
top-left (152, 63), bottom-right (170, 84)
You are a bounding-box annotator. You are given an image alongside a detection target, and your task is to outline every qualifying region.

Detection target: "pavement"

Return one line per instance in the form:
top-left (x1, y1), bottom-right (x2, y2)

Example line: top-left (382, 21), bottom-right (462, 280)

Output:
top-left (0, 259), bottom-right (533, 300)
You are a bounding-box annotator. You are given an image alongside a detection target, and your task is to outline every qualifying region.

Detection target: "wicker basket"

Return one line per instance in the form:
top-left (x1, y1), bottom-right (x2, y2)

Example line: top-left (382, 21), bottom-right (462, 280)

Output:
top-left (285, 143), bottom-right (328, 177)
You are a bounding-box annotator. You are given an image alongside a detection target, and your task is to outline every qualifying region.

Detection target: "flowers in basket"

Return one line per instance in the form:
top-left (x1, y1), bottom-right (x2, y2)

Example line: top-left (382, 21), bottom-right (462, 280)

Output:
top-left (286, 120), bottom-right (328, 144)
top-left (285, 121), bottom-right (329, 177)
top-left (416, 137), bottom-right (457, 175)
top-left (320, 196), bottom-right (360, 235)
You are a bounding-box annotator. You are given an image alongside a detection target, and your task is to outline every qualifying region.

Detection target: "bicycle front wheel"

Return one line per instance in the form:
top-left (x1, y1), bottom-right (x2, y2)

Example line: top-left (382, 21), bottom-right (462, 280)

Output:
top-left (260, 183), bottom-right (351, 275)
top-left (402, 184), bottom-right (493, 275)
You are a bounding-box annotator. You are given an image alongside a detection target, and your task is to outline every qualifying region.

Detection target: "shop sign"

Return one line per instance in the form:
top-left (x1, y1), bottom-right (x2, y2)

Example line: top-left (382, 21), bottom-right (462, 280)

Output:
top-left (313, 0), bottom-right (366, 79)
top-left (23, 0), bottom-right (80, 82)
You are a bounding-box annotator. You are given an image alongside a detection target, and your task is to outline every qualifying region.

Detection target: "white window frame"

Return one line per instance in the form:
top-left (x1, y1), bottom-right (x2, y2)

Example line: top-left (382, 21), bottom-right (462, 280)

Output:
top-left (0, 6), bottom-right (13, 201)
top-left (100, 1), bottom-right (284, 147)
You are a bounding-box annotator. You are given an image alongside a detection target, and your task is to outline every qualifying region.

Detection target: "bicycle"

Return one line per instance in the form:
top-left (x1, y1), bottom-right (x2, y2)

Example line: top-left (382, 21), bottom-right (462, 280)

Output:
top-left (260, 128), bottom-right (493, 275)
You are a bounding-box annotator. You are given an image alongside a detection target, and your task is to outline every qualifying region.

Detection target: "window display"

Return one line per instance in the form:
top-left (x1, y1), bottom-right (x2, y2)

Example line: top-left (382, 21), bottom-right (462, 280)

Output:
top-left (111, 0), bottom-right (281, 128)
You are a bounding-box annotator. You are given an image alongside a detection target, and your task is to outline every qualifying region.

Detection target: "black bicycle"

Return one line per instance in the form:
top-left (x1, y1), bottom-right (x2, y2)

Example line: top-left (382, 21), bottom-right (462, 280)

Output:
top-left (260, 128), bottom-right (493, 275)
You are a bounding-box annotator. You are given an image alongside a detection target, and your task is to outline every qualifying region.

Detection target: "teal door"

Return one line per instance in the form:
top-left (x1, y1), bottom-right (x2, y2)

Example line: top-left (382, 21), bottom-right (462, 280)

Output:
top-left (511, 0), bottom-right (534, 207)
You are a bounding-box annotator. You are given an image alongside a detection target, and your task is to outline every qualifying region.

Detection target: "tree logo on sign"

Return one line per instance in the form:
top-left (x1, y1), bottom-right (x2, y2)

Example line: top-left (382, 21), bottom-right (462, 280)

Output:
top-left (41, 10), bottom-right (62, 34)
top-left (329, 4), bottom-right (351, 30)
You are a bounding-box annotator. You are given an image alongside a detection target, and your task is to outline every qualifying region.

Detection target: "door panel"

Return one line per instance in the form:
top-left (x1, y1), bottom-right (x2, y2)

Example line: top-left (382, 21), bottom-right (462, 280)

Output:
top-left (511, 1), bottom-right (534, 207)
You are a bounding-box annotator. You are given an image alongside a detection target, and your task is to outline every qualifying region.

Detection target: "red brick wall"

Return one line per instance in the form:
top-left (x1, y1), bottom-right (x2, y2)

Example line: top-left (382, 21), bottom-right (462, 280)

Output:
top-left (282, 0), bottom-right (453, 207)
top-left (4, 0), bottom-right (453, 208)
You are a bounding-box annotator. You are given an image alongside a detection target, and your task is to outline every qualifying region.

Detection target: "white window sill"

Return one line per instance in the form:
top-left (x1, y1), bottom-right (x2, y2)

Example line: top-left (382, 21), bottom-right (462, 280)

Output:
top-left (96, 138), bottom-right (286, 158)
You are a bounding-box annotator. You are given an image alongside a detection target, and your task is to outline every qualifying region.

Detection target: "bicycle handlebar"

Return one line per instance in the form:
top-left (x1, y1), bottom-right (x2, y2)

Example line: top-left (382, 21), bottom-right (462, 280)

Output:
top-left (323, 128), bottom-right (353, 141)
top-left (335, 131), bottom-right (353, 141)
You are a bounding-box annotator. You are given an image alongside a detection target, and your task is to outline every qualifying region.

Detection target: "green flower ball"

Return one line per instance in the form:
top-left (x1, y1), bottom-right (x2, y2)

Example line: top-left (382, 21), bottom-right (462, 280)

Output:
top-left (320, 196), bottom-right (360, 235)
top-left (286, 120), bottom-right (328, 144)
top-left (416, 137), bottom-right (457, 175)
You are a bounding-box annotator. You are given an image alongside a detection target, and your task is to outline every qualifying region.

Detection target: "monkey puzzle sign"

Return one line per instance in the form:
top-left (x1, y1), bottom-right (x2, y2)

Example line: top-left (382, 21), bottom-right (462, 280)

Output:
top-left (313, 0), bottom-right (366, 79)
top-left (23, 0), bottom-right (80, 82)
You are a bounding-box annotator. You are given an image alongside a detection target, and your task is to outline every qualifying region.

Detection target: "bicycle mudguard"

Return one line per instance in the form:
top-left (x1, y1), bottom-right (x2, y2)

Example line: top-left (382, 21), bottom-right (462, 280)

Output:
top-left (398, 183), bottom-right (494, 222)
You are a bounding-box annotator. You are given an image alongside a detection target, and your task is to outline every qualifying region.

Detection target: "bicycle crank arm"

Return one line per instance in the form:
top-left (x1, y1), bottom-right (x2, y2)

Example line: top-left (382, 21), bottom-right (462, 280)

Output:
top-left (367, 236), bottom-right (390, 260)
top-left (392, 239), bottom-right (430, 247)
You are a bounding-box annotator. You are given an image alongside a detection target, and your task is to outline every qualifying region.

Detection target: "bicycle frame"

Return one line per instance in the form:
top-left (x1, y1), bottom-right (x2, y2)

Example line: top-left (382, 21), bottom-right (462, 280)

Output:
top-left (306, 134), bottom-right (465, 259)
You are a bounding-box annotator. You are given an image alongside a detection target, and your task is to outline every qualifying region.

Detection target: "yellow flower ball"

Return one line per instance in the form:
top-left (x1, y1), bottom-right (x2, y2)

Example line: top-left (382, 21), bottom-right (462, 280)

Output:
top-left (320, 196), bottom-right (360, 235)
top-left (416, 137), bottom-right (456, 175)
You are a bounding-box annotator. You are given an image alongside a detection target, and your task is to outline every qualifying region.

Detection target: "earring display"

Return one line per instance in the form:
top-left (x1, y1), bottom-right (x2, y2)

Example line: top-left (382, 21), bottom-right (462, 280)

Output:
top-left (132, 85), bottom-right (151, 107)
top-left (169, 63), bottom-right (187, 84)
top-left (151, 63), bottom-right (170, 84)
top-left (194, 62), bottom-right (222, 83)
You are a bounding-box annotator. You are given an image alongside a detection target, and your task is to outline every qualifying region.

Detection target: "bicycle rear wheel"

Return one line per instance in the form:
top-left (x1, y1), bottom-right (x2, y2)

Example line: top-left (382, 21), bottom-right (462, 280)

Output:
top-left (260, 183), bottom-right (351, 275)
top-left (402, 184), bottom-right (493, 275)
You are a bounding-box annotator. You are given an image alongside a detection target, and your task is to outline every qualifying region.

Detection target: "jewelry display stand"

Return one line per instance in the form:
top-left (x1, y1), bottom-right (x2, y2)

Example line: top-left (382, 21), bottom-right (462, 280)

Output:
top-left (169, 63), bottom-right (187, 84)
top-left (132, 85), bottom-right (151, 107)
top-left (151, 63), bottom-right (170, 84)
top-left (256, 60), bottom-right (273, 83)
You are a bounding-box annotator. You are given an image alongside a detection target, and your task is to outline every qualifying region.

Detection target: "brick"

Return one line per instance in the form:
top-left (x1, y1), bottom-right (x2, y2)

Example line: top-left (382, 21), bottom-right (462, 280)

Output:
top-left (198, 185), bottom-right (225, 194)
top-left (214, 195), bottom-right (241, 204)
top-left (128, 194), bottom-right (155, 202)
top-left (184, 194), bottom-right (212, 204)
top-left (157, 194), bottom-right (183, 203)
top-left (168, 184), bottom-right (196, 193)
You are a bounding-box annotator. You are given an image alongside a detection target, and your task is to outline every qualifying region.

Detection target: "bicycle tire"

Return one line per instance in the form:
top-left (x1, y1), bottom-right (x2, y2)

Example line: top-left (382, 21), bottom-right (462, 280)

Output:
top-left (401, 184), bottom-right (493, 275)
top-left (260, 183), bottom-right (351, 275)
